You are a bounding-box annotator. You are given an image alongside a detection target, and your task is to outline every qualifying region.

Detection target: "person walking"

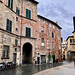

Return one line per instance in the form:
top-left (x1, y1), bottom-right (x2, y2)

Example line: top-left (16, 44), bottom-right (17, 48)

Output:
top-left (74, 58), bottom-right (75, 66)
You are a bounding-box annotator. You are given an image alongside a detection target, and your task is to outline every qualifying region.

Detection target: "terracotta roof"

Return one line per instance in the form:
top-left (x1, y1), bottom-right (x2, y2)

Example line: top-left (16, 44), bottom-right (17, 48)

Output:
top-left (38, 15), bottom-right (62, 29)
top-left (66, 36), bottom-right (74, 41)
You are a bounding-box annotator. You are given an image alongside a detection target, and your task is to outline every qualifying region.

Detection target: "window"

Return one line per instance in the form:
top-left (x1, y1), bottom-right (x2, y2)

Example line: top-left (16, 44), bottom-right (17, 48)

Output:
top-left (27, 1), bottom-right (31, 4)
top-left (41, 26), bottom-right (44, 32)
top-left (52, 42), bottom-right (54, 48)
top-left (26, 27), bottom-right (31, 37)
top-left (50, 24), bottom-right (52, 27)
top-left (15, 48), bottom-right (17, 52)
top-left (6, 19), bottom-right (12, 32)
top-left (16, 8), bottom-right (20, 15)
top-left (57, 28), bottom-right (60, 31)
top-left (41, 38), bottom-right (44, 46)
top-left (42, 38), bottom-right (44, 43)
top-left (70, 39), bottom-right (74, 43)
top-left (15, 40), bottom-right (18, 47)
top-left (53, 25), bottom-right (55, 29)
top-left (8, 0), bottom-right (13, 9)
top-left (38, 18), bottom-right (41, 21)
top-left (52, 32), bottom-right (54, 38)
top-left (2, 46), bottom-right (9, 58)
top-left (16, 17), bottom-right (18, 21)
top-left (43, 20), bottom-right (45, 23)
top-left (26, 9), bottom-right (31, 19)
top-left (16, 28), bottom-right (18, 32)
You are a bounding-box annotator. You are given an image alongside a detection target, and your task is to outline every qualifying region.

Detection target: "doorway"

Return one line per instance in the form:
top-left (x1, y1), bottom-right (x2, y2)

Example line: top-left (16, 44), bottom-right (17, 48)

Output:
top-left (52, 54), bottom-right (55, 63)
top-left (13, 53), bottom-right (17, 64)
top-left (22, 42), bottom-right (32, 64)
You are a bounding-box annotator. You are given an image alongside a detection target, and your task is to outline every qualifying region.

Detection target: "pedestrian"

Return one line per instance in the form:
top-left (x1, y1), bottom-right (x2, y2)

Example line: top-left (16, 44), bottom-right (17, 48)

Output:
top-left (56, 57), bottom-right (58, 63)
top-left (74, 59), bottom-right (75, 66)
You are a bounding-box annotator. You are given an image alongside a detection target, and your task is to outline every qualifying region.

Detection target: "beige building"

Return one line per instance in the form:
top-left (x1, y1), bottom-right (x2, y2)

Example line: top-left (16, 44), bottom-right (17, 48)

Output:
top-left (0, 0), bottom-right (62, 65)
top-left (62, 17), bottom-right (75, 61)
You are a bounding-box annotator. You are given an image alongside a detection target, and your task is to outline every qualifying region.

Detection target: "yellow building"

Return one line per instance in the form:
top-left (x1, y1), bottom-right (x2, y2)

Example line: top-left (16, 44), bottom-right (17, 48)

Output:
top-left (66, 17), bottom-right (75, 61)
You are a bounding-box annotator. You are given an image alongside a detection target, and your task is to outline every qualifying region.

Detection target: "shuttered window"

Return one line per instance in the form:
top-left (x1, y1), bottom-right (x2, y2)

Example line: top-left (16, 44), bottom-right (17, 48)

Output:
top-left (26, 9), bottom-right (31, 19)
top-left (8, 0), bottom-right (13, 9)
top-left (42, 38), bottom-right (44, 43)
top-left (6, 19), bottom-right (12, 32)
top-left (52, 32), bottom-right (54, 38)
top-left (16, 8), bottom-right (20, 15)
top-left (26, 27), bottom-right (31, 37)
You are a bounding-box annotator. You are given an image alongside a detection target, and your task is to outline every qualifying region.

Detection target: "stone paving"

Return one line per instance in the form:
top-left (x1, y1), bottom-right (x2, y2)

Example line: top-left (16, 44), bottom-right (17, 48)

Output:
top-left (34, 62), bottom-right (75, 75)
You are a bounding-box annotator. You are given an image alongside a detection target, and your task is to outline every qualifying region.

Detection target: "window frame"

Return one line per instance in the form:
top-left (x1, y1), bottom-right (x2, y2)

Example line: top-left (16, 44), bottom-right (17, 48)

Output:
top-left (2, 45), bottom-right (9, 59)
top-left (8, 0), bottom-right (13, 9)
top-left (41, 38), bottom-right (44, 43)
top-left (26, 9), bottom-right (31, 19)
top-left (52, 32), bottom-right (54, 38)
top-left (41, 26), bottom-right (44, 32)
top-left (6, 19), bottom-right (12, 32)
top-left (16, 8), bottom-right (20, 15)
top-left (25, 27), bottom-right (31, 37)
top-left (15, 39), bottom-right (18, 47)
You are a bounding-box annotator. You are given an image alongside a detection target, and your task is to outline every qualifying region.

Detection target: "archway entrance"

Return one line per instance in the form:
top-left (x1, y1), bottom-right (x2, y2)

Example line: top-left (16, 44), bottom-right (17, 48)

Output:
top-left (22, 42), bottom-right (32, 64)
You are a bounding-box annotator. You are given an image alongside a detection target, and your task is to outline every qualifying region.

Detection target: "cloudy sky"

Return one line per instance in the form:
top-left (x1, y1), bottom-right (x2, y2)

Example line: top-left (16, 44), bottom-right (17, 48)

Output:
top-left (36, 0), bottom-right (75, 40)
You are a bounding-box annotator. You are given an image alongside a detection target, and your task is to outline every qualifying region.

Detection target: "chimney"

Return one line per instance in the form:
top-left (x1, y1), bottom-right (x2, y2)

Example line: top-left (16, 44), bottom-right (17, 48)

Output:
top-left (73, 17), bottom-right (75, 32)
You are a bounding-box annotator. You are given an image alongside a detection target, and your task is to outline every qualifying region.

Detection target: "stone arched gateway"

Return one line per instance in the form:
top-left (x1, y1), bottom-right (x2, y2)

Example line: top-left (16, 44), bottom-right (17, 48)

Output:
top-left (22, 42), bottom-right (32, 64)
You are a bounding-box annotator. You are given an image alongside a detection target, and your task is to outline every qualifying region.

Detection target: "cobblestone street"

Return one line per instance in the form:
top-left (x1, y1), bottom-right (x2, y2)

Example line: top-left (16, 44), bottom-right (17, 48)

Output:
top-left (34, 62), bottom-right (75, 75)
top-left (0, 61), bottom-right (72, 75)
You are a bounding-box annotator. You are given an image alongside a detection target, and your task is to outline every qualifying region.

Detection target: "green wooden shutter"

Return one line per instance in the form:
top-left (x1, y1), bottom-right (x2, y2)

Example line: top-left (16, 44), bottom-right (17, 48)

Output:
top-left (10, 21), bottom-right (12, 32)
top-left (26, 27), bottom-right (31, 37)
top-left (29, 10), bottom-right (31, 19)
top-left (52, 32), bottom-right (54, 38)
top-left (8, 0), bottom-right (10, 7)
top-left (29, 28), bottom-right (31, 37)
top-left (16, 8), bottom-right (20, 15)
top-left (18, 9), bottom-right (20, 15)
top-left (11, 0), bottom-right (13, 9)
top-left (26, 9), bottom-right (28, 18)
top-left (6, 19), bottom-right (12, 32)
top-left (6, 19), bottom-right (9, 31)
top-left (26, 27), bottom-right (28, 37)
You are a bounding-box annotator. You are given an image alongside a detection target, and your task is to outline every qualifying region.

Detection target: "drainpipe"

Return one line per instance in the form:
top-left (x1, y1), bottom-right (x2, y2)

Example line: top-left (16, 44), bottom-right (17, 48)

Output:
top-left (20, 0), bottom-right (23, 65)
top-left (48, 22), bottom-right (50, 63)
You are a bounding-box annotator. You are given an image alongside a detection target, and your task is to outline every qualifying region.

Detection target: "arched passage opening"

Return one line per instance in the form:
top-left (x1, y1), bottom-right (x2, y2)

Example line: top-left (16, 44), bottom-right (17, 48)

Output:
top-left (22, 42), bottom-right (32, 64)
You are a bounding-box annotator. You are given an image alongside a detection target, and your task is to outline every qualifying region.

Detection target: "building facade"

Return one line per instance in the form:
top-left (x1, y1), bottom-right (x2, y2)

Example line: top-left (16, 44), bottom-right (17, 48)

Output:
top-left (63, 17), bottom-right (75, 61)
top-left (62, 41), bottom-right (67, 60)
top-left (0, 0), bottom-right (62, 65)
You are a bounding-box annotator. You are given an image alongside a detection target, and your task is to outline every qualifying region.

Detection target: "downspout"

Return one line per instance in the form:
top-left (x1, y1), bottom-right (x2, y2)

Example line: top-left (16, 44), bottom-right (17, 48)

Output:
top-left (20, 0), bottom-right (23, 65)
top-left (48, 22), bottom-right (50, 63)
